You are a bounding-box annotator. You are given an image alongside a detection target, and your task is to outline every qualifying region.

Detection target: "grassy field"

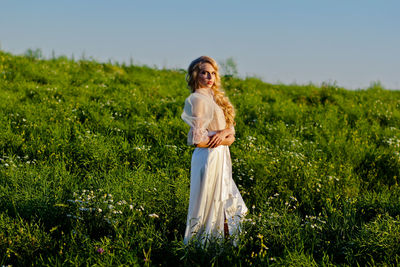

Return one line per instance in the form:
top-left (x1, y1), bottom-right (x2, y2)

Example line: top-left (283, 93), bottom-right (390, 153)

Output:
top-left (1, 50), bottom-right (400, 266)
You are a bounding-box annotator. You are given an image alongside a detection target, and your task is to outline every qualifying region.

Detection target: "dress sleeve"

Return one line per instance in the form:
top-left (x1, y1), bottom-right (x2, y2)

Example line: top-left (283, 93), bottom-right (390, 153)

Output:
top-left (181, 94), bottom-right (214, 145)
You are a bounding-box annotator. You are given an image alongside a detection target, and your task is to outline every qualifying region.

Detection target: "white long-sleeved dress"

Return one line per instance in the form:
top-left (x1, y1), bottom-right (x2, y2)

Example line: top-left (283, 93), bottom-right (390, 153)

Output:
top-left (181, 88), bottom-right (248, 245)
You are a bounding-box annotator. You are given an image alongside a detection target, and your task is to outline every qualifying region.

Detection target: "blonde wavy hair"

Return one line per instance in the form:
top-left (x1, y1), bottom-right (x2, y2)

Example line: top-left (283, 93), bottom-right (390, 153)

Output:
top-left (186, 56), bottom-right (236, 127)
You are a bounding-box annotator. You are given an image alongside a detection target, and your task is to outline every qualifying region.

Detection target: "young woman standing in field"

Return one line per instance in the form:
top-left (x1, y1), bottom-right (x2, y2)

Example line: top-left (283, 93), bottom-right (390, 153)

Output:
top-left (181, 56), bottom-right (248, 245)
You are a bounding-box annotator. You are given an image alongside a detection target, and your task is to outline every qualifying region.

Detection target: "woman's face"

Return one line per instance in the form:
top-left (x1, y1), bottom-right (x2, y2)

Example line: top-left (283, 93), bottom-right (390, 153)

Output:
top-left (197, 63), bottom-right (216, 89)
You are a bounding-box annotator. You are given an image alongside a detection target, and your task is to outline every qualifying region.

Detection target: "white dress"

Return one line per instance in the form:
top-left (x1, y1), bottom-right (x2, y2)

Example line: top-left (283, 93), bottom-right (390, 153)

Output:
top-left (181, 88), bottom-right (248, 245)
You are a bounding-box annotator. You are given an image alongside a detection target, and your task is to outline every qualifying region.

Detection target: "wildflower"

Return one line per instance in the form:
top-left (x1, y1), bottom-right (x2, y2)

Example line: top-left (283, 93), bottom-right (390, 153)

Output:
top-left (149, 213), bottom-right (159, 219)
top-left (129, 205), bottom-right (133, 210)
top-left (97, 248), bottom-right (104, 254)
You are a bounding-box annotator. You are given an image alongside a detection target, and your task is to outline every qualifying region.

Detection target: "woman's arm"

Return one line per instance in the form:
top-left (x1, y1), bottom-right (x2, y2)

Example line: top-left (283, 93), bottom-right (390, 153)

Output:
top-left (217, 127), bottom-right (235, 137)
top-left (195, 129), bottom-right (235, 148)
top-left (195, 137), bottom-right (211, 148)
top-left (207, 128), bottom-right (234, 147)
top-left (220, 134), bottom-right (235, 146)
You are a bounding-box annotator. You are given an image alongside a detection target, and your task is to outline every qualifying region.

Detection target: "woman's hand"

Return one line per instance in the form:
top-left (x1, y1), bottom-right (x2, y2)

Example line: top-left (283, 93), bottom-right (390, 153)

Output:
top-left (207, 129), bottom-right (235, 148)
top-left (195, 128), bottom-right (235, 148)
top-left (207, 131), bottom-right (226, 148)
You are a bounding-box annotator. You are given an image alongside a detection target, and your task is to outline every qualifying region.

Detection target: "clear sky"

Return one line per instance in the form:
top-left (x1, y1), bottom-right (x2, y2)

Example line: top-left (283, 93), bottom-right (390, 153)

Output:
top-left (1, 0), bottom-right (399, 89)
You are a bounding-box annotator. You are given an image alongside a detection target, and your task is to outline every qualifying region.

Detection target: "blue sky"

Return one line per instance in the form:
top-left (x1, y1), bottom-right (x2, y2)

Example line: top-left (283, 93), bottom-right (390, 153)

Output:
top-left (1, 0), bottom-right (399, 89)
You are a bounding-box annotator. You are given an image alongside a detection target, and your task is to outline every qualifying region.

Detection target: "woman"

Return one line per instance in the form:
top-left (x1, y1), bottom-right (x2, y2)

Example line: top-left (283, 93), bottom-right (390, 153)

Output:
top-left (181, 56), bottom-right (248, 245)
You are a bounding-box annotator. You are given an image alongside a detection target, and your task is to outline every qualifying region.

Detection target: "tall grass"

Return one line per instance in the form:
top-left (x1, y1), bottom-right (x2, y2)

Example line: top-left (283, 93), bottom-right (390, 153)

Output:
top-left (1, 50), bottom-right (400, 265)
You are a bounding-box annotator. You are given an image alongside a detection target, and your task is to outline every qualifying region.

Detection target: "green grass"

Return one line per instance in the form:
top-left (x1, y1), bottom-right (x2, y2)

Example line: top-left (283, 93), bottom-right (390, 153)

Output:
top-left (1, 50), bottom-right (400, 266)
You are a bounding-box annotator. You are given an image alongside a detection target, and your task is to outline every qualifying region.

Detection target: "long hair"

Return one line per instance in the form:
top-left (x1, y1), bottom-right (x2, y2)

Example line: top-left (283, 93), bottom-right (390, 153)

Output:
top-left (186, 56), bottom-right (236, 127)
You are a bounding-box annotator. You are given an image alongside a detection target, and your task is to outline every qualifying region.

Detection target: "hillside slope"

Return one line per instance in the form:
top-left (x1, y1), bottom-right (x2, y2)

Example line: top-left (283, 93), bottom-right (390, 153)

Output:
top-left (1, 50), bottom-right (400, 265)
